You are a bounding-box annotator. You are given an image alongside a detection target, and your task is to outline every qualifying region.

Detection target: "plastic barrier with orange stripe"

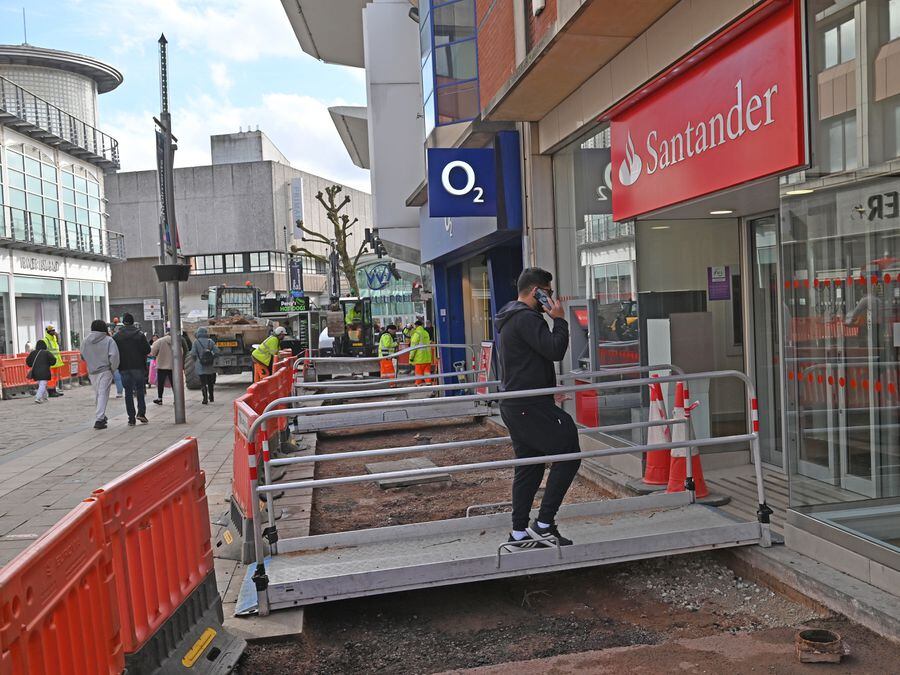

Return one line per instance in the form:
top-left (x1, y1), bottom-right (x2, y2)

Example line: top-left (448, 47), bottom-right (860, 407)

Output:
top-left (0, 438), bottom-right (244, 673)
top-left (0, 498), bottom-right (124, 675)
top-left (92, 438), bottom-right (214, 658)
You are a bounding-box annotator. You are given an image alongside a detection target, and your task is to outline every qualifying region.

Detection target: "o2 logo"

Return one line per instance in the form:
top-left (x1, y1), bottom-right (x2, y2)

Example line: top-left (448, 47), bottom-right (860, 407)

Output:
top-left (441, 160), bottom-right (485, 204)
top-left (596, 163), bottom-right (614, 202)
top-left (428, 148), bottom-right (497, 218)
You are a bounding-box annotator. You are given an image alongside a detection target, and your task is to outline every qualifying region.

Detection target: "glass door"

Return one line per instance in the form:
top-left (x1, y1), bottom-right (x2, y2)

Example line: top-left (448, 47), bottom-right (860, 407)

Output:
top-left (745, 215), bottom-right (785, 469)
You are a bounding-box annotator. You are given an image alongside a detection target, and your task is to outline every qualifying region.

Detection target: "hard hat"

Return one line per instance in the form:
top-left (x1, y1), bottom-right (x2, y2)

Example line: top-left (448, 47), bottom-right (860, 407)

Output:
top-left (274, 326), bottom-right (287, 336)
top-left (45, 324), bottom-right (55, 331)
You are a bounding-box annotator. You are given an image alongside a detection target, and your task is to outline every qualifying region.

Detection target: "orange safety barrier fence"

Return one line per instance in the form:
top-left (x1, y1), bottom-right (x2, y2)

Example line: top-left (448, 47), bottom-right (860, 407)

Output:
top-left (0, 498), bottom-right (125, 675)
top-left (232, 399), bottom-right (260, 523)
top-left (91, 437), bottom-right (213, 657)
top-left (0, 357), bottom-right (29, 392)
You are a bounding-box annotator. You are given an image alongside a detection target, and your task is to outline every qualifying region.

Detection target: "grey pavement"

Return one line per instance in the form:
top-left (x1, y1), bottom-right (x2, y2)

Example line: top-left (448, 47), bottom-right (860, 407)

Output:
top-left (0, 373), bottom-right (251, 565)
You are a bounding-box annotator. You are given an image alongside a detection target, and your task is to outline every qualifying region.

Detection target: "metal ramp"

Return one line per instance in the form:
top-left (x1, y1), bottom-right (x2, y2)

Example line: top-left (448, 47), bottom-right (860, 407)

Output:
top-left (242, 368), bottom-right (773, 617)
top-left (236, 492), bottom-right (762, 614)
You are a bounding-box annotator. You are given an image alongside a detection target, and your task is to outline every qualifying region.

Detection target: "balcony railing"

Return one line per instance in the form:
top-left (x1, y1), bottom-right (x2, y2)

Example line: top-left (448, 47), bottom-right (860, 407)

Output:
top-left (0, 76), bottom-right (120, 171)
top-left (1, 205), bottom-right (125, 261)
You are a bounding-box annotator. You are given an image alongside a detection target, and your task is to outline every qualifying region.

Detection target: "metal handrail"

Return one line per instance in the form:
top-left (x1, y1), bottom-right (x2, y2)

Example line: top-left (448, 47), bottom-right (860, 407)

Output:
top-left (0, 205), bottom-right (126, 260)
top-left (294, 368), bottom-right (487, 391)
top-left (293, 342), bottom-right (478, 369)
top-left (268, 417), bottom-right (688, 467)
top-left (247, 368), bottom-right (770, 616)
top-left (269, 364), bottom-right (684, 415)
top-left (0, 75), bottom-right (120, 168)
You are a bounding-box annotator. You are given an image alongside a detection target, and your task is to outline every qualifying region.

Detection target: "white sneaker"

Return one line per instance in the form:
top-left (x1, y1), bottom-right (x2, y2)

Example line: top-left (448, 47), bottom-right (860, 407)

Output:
top-left (34, 398), bottom-right (43, 404)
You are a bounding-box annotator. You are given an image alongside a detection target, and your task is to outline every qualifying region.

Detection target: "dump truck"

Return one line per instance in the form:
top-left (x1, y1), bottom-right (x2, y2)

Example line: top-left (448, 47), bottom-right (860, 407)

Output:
top-left (183, 285), bottom-right (270, 389)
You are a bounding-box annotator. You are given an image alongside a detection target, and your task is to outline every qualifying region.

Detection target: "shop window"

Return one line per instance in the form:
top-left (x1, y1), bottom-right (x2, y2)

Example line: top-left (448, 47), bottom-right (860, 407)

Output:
top-left (0, 275), bottom-right (10, 355)
top-left (823, 18), bottom-right (855, 69)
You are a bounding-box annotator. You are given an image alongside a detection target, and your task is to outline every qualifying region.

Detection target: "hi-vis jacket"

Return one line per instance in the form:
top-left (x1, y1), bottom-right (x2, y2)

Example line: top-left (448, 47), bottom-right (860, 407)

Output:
top-left (378, 332), bottom-right (397, 358)
top-left (252, 334), bottom-right (281, 367)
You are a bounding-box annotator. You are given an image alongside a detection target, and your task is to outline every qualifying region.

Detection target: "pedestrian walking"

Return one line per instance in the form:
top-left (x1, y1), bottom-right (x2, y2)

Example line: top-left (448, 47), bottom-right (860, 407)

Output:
top-left (25, 340), bottom-right (54, 403)
top-left (190, 327), bottom-right (219, 404)
top-left (495, 267), bottom-right (580, 548)
top-left (409, 319), bottom-right (433, 385)
top-left (150, 330), bottom-right (176, 404)
top-left (80, 319), bottom-right (120, 430)
top-left (43, 324), bottom-right (64, 396)
top-left (113, 313), bottom-right (151, 426)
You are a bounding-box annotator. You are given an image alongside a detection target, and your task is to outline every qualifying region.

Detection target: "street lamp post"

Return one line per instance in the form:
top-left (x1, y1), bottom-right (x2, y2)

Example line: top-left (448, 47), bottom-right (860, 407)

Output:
top-left (154, 34), bottom-right (188, 424)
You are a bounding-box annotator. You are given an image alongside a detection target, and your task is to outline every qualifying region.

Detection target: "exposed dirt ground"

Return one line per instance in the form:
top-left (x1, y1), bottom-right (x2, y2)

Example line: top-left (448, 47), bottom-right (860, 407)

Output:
top-left (238, 552), bottom-right (900, 674)
top-left (240, 419), bottom-right (900, 674)
top-left (309, 419), bottom-right (604, 534)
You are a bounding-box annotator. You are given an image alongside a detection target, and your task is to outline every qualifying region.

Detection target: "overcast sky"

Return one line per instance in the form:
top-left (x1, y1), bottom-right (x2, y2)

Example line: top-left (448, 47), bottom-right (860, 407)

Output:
top-left (0, 0), bottom-right (371, 192)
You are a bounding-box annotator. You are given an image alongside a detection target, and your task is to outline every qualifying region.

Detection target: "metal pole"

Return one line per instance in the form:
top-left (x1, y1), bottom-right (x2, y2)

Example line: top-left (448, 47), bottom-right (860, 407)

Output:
top-left (158, 34), bottom-right (186, 424)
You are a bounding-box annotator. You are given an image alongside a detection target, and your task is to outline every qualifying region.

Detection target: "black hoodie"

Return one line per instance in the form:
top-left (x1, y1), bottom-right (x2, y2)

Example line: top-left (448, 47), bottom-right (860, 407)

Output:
top-left (494, 300), bottom-right (569, 404)
top-left (113, 324), bottom-right (151, 371)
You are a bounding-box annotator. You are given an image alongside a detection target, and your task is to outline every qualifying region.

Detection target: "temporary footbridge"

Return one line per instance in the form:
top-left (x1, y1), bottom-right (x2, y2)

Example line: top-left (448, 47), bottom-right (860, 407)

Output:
top-left (238, 367), bottom-right (773, 616)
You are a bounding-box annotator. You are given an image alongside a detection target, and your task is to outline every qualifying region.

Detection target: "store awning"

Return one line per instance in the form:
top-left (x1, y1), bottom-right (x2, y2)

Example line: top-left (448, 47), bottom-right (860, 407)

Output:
top-left (483, 0), bottom-right (680, 122)
top-left (280, 0), bottom-right (370, 67)
top-left (329, 106), bottom-right (370, 169)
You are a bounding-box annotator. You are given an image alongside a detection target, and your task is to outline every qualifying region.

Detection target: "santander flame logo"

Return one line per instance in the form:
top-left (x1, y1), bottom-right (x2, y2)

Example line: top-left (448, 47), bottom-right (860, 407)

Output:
top-left (618, 131), bottom-right (642, 187)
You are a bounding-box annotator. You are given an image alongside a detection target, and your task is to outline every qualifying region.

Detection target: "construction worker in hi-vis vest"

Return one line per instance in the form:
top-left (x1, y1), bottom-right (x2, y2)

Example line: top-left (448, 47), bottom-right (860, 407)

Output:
top-left (378, 324), bottom-right (398, 380)
top-left (44, 325), bottom-right (64, 396)
top-left (251, 326), bottom-right (286, 382)
top-left (409, 319), bottom-right (433, 385)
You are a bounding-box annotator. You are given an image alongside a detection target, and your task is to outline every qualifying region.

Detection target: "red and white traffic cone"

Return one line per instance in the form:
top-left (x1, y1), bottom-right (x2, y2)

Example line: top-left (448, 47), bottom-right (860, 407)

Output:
top-left (666, 382), bottom-right (709, 498)
top-left (642, 376), bottom-right (671, 485)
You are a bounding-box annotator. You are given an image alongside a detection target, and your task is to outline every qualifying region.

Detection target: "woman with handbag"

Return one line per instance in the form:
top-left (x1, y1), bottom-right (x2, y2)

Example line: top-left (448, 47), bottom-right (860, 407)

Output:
top-left (25, 340), bottom-right (54, 404)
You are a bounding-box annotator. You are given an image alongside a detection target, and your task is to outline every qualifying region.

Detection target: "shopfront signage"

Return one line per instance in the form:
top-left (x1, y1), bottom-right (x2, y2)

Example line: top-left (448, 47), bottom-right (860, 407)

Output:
top-left (364, 263), bottom-right (393, 290)
top-left (611, 1), bottom-right (804, 221)
top-left (15, 256), bottom-right (61, 273)
top-left (279, 296), bottom-right (310, 313)
top-left (427, 148), bottom-right (498, 218)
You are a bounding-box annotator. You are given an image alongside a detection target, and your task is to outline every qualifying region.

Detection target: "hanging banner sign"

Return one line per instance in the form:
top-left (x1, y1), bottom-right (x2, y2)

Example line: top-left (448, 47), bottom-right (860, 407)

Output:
top-left (427, 148), bottom-right (498, 218)
top-left (611, 0), bottom-right (805, 221)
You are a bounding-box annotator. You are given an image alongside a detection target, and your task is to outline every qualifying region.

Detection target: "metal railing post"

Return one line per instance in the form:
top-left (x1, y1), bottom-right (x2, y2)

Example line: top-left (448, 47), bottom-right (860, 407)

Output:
top-left (248, 440), bottom-right (270, 616)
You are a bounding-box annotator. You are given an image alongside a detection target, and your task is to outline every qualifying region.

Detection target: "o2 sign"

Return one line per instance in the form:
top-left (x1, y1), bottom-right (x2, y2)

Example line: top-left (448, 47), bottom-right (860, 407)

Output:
top-left (427, 148), bottom-right (497, 218)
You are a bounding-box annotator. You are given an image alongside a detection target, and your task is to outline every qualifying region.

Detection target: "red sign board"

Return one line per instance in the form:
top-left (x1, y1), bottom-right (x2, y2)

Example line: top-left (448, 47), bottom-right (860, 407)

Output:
top-left (611, 0), bottom-right (804, 221)
top-left (476, 341), bottom-right (493, 395)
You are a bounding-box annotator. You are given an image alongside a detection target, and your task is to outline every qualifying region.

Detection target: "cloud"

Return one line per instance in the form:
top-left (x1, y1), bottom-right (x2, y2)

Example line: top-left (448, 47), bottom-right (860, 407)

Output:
top-left (103, 91), bottom-right (371, 193)
top-left (96, 0), bottom-right (304, 62)
top-left (209, 63), bottom-right (232, 91)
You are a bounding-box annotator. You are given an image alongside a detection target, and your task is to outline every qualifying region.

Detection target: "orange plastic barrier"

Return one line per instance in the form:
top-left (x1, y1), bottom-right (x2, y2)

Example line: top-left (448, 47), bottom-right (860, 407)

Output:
top-left (0, 357), bottom-right (29, 393)
top-left (232, 399), bottom-right (260, 522)
top-left (0, 498), bottom-right (125, 675)
top-left (92, 438), bottom-right (212, 655)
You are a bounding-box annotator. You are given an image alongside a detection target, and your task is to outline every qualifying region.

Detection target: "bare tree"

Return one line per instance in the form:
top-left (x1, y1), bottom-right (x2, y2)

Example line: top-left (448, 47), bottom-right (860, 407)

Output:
top-left (291, 184), bottom-right (368, 297)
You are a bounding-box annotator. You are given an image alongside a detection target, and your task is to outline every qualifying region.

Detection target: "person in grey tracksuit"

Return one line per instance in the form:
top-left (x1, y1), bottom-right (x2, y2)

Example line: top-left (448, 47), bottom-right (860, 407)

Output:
top-left (80, 319), bottom-right (121, 430)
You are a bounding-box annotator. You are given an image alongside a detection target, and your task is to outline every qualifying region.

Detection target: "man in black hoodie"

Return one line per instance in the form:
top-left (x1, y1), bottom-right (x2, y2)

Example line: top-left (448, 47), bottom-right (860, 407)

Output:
top-left (495, 267), bottom-right (580, 547)
top-left (113, 313), bottom-right (151, 426)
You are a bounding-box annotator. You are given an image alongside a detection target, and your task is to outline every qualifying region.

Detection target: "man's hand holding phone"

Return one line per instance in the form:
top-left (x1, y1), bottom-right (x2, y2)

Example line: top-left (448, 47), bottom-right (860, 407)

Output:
top-left (546, 297), bottom-right (565, 319)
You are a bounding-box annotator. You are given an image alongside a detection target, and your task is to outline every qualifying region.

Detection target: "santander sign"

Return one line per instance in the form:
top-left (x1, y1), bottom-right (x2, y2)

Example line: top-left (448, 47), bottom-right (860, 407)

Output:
top-left (611, 0), bottom-right (804, 221)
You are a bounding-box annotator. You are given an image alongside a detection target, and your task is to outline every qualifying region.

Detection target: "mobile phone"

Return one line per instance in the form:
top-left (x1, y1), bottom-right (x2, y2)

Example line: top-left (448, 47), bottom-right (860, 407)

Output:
top-left (533, 287), bottom-right (553, 312)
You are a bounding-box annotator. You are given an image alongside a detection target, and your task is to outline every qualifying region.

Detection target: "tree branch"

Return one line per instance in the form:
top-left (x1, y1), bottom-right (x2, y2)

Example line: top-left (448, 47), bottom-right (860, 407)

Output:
top-left (291, 247), bottom-right (328, 264)
top-left (296, 219), bottom-right (331, 245)
top-left (352, 241), bottom-right (368, 270)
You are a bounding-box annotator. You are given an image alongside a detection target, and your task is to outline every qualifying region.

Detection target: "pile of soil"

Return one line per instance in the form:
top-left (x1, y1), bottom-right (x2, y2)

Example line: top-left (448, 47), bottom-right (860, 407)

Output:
top-left (238, 552), bottom-right (899, 675)
top-left (310, 420), bottom-right (604, 534)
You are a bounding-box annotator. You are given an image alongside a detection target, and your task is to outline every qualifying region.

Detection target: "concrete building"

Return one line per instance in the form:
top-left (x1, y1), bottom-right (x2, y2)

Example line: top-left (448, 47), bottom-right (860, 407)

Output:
top-left (283, 0), bottom-right (900, 610)
top-left (106, 130), bottom-right (371, 325)
top-left (0, 44), bottom-right (124, 353)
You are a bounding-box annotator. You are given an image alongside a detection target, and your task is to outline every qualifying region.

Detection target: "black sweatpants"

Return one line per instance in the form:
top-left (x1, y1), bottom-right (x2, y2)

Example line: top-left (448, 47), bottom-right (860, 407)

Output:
top-left (500, 399), bottom-right (582, 531)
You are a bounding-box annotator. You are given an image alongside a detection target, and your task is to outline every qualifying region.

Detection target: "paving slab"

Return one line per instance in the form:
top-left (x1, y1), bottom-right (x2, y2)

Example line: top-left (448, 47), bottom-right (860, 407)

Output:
top-left (365, 456), bottom-right (452, 488)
